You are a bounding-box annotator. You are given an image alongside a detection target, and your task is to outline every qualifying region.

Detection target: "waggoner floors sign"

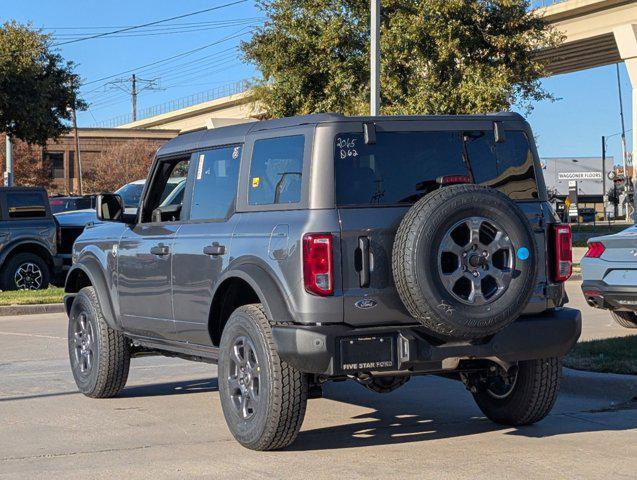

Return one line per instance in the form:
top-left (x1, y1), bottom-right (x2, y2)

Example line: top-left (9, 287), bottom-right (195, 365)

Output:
top-left (557, 172), bottom-right (603, 180)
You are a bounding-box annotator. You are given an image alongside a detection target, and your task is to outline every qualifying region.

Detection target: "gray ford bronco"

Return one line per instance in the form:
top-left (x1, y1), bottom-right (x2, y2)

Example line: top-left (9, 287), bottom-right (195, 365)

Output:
top-left (64, 113), bottom-right (581, 450)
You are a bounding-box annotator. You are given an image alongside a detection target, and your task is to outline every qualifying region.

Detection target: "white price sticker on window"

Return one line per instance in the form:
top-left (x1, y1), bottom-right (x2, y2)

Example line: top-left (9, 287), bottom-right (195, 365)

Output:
top-left (196, 154), bottom-right (205, 180)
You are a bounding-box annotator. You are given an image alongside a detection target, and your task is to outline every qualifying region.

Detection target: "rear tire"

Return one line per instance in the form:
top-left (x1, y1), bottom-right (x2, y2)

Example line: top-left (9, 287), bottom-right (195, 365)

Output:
top-left (472, 358), bottom-right (560, 426)
top-left (218, 304), bottom-right (308, 451)
top-left (0, 252), bottom-right (50, 291)
top-left (611, 311), bottom-right (637, 328)
top-left (68, 286), bottom-right (130, 398)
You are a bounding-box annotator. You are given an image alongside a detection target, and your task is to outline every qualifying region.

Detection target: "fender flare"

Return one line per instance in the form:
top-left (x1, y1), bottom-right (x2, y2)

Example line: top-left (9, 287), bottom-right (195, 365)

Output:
top-left (213, 263), bottom-right (295, 325)
top-left (64, 259), bottom-right (120, 330)
top-left (0, 239), bottom-right (54, 267)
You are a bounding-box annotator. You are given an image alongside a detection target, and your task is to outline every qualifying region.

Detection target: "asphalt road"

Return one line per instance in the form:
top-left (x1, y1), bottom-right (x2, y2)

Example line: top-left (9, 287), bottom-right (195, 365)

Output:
top-left (1, 281), bottom-right (636, 480)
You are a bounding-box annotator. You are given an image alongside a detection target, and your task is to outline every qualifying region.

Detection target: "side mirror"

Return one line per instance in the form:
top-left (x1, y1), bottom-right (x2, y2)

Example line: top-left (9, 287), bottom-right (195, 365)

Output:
top-left (96, 193), bottom-right (125, 222)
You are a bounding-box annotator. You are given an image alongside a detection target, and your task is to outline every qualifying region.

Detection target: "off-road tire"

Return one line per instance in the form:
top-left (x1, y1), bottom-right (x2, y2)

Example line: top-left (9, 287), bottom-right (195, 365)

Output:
top-left (68, 286), bottom-right (130, 398)
top-left (0, 252), bottom-right (50, 291)
top-left (473, 358), bottom-right (561, 426)
top-left (218, 304), bottom-right (308, 451)
top-left (611, 311), bottom-right (637, 328)
top-left (362, 375), bottom-right (410, 394)
top-left (392, 184), bottom-right (537, 340)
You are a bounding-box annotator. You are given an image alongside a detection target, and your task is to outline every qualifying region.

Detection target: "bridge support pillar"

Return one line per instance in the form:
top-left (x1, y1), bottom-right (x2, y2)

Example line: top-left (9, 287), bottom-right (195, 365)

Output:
top-left (614, 24), bottom-right (637, 213)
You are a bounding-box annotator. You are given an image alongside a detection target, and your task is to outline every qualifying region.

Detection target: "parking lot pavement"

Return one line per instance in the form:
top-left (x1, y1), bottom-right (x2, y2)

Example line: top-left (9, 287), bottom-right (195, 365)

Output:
top-left (1, 303), bottom-right (636, 480)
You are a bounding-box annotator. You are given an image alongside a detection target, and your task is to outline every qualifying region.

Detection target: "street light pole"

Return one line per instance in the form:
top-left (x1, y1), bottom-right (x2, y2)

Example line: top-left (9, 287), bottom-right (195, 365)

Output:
top-left (370, 0), bottom-right (380, 116)
top-left (71, 107), bottom-right (83, 195)
top-left (4, 133), bottom-right (13, 187)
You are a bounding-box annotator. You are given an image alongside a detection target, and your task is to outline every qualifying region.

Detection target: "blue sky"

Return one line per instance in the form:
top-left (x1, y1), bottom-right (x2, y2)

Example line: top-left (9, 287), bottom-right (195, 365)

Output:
top-left (2, 1), bottom-right (633, 166)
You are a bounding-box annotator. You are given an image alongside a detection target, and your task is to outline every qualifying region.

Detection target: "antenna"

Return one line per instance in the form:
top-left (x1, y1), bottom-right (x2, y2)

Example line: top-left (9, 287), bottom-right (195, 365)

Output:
top-left (106, 74), bottom-right (161, 122)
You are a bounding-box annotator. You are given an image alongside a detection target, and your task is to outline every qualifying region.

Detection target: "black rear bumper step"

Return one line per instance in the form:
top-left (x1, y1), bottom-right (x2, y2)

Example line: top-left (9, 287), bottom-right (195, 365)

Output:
top-left (272, 308), bottom-right (581, 376)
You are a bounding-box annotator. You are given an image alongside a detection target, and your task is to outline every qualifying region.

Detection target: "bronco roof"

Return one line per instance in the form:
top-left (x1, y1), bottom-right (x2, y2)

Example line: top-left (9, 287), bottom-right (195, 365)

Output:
top-left (156, 111), bottom-right (525, 157)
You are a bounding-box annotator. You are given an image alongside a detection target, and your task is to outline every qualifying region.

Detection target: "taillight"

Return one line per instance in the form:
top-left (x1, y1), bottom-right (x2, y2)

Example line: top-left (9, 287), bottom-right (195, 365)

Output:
top-left (303, 233), bottom-right (334, 296)
top-left (437, 175), bottom-right (472, 185)
top-left (585, 241), bottom-right (605, 258)
top-left (552, 224), bottom-right (572, 282)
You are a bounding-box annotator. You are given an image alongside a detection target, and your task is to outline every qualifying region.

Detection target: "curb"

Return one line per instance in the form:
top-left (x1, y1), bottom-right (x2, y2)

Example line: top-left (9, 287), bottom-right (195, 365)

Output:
top-left (0, 303), bottom-right (65, 317)
top-left (561, 367), bottom-right (637, 402)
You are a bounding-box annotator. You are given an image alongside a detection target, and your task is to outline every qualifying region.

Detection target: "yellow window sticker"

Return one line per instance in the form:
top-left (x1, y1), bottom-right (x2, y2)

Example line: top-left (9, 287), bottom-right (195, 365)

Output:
top-left (252, 177), bottom-right (260, 188)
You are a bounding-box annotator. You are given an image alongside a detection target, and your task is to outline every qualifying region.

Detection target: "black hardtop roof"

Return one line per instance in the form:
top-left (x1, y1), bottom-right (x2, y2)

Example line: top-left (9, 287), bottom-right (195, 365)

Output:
top-left (156, 111), bottom-right (525, 157)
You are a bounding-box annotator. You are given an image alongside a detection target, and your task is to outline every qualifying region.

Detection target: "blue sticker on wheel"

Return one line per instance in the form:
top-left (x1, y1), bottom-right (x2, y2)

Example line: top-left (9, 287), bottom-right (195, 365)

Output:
top-left (516, 247), bottom-right (530, 260)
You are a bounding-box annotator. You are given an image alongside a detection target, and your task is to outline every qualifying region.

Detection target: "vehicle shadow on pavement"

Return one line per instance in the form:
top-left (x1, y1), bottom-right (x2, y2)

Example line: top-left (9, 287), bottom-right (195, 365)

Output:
top-left (289, 376), bottom-right (637, 451)
top-left (118, 378), bottom-right (218, 398)
top-left (0, 378), bottom-right (218, 403)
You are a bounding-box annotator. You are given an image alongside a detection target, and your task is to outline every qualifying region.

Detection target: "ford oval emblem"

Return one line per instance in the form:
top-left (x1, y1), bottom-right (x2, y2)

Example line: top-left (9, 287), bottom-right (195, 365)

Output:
top-left (355, 298), bottom-right (377, 310)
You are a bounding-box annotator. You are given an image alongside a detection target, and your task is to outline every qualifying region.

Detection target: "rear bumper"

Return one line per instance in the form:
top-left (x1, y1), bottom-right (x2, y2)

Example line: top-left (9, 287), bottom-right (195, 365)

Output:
top-left (582, 279), bottom-right (637, 311)
top-left (272, 307), bottom-right (582, 376)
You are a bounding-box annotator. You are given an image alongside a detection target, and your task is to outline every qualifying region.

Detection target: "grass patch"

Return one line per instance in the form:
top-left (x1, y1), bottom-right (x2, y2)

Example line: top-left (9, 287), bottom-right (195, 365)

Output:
top-left (564, 335), bottom-right (637, 375)
top-left (0, 287), bottom-right (64, 306)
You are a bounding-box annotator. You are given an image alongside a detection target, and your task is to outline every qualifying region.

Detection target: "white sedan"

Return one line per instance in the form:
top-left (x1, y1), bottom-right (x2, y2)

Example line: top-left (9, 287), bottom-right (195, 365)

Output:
top-left (581, 224), bottom-right (637, 328)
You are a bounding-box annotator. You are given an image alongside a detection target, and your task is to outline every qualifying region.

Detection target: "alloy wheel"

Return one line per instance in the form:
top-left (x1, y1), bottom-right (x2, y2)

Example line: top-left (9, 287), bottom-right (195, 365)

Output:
top-left (228, 336), bottom-right (261, 419)
top-left (14, 262), bottom-right (43, 290)
top-left (71, 311), bottom-right (95, 377)
top-left (438, 216), bottom-right (514, 305)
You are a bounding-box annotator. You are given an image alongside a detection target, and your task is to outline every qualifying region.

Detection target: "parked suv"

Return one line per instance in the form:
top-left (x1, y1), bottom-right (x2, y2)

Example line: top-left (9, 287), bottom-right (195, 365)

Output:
top-left (64, 113), bottom-right (581, 450)
top-left (0, 187), bottom-right (61, 290)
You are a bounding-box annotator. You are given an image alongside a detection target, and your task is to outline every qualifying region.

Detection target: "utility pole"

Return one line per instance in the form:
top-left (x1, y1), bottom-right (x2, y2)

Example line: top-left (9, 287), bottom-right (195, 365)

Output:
top-left (131, 74), bottom-right (137, 122)
top-left (617, 64), bottom-right (629, 190)
top-left (106, 74), bottom-right (159, 123)
top-left (71, 107), bottom-right (83, 195)
top-left (602, 135), bottom-right (607, 221)
top-left (370, 0), bottom-right (380, 116)
top-left (4, 133), bottom-right (13, 187)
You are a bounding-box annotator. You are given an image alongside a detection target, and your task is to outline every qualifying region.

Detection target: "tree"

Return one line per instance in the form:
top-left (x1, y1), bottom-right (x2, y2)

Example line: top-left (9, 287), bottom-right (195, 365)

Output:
top-left (0, 137), bottom-right (52, 188)
top-left (0, 21), bottom-right (85, 145)
top-left (84, 140), bottom-right (157, 193)
top-left (242, 0), bottom-right (562, 118)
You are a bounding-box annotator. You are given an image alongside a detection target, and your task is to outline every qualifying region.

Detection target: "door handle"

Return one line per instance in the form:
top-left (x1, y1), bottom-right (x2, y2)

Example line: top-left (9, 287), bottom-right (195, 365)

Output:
top-left (150, 245), bottom-right (170, 256)
top-left (203, 244), bottom-right (226, 256)
top-left (357, 236), bottom-right (371, 288)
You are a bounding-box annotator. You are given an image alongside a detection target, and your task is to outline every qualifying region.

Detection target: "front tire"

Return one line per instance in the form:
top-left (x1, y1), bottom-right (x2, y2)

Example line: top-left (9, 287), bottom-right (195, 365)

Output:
top-left (218, 304), bottom-right (308, 451)
top-left (68, 286), bottom-right (130, 398)
top-left (611, 311), bottom-right (637, 328)
top-left (472, 358), bottom-right (561, 426)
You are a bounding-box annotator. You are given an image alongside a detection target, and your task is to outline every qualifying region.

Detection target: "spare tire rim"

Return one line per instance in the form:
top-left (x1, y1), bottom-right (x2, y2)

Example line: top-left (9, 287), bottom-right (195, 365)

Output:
top-left (228, 336), bottom-right (261, 420)
top-left (14, 262), bottom-right (43, 290)
top-left (438, 216), bottom-right (514, 306)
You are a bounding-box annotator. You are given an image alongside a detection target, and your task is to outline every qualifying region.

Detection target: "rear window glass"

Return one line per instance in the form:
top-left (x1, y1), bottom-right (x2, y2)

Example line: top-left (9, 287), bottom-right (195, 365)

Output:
top-left (249, 135), bottom-right (304, 205)
top-left (334, 129), bottom-right (538, 206)
top-left (493, 131), bottom-right (538, 200)
top-left (335, 131), bottom-right (468, 206)
top-left (6, 192), bottom-right (47, 218)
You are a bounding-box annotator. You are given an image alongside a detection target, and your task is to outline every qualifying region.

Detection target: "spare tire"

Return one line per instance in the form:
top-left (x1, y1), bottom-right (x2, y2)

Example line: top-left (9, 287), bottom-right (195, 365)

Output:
top-left (392, 184), bottom-right (537, 341)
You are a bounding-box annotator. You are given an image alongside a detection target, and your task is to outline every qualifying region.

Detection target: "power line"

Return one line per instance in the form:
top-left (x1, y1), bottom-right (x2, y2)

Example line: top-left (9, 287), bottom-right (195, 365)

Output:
top-left (44, 17), bottom-right (263, 30)
top-left (50, 18), bottom-right (263, 37)
top-left (52, 0), bottom-right (247, 46)
top-left (81, 27), bottom-right (251, 86)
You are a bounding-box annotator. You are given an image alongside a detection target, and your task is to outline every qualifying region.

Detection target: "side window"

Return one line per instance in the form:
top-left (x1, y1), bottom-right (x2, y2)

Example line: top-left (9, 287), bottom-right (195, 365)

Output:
top-left (141, 158), bottom-right (190, 223)
top-left (495, 131), bottom-right (539, 200)
top-left (248, 135), bottom-right (304, 205)
top-left (6, 192), bottom-right (47, 218)
top-left (189, 145), bottom-right (241, 221)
